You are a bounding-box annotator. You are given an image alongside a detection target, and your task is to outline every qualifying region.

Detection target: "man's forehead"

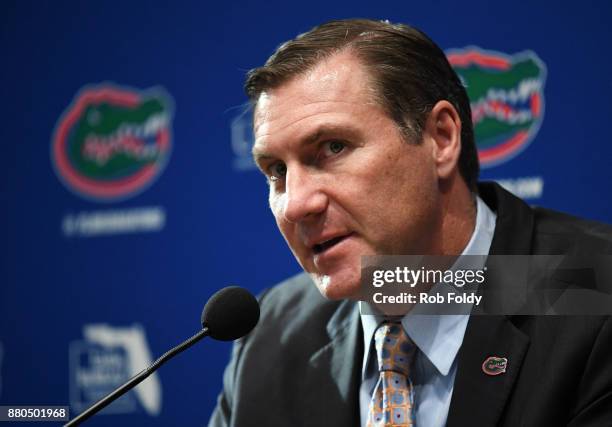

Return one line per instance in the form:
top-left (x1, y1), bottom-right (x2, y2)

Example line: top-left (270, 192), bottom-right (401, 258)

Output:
top-left (253, 51), bottom-right (375, 137)
top-left (253, 56), bottom-right (376, 149)
top-left (253, 92), bottom-right (272, 137)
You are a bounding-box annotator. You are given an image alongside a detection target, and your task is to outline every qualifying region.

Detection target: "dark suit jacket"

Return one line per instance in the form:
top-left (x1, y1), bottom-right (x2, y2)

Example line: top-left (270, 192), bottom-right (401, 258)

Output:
top-left (209, 182), bottom-right (612, 426)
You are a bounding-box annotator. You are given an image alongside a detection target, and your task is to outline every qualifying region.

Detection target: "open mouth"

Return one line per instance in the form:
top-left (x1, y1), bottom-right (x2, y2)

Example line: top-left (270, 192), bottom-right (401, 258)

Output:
top-left (313, 234), bottom-right (351, 254)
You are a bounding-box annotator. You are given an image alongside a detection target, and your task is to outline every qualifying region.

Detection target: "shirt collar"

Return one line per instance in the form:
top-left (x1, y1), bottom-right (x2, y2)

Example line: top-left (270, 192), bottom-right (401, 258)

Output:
top-left (359, 195), bottom-right (497, 377)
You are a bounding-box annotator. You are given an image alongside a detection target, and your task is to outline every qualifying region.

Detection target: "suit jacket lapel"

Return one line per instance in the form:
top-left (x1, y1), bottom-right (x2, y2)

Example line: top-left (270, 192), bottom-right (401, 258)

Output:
top-left (447, 183), bottom-right (535, 426)
top-left (447, 313), bottom-right (529, 427)
top-left (301, 300), bottom-right (362, 426)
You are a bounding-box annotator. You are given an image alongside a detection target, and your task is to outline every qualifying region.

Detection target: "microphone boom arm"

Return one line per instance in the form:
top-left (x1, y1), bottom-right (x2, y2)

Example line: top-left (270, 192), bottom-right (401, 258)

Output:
top-left (65, 327), bottom-right (209, 426)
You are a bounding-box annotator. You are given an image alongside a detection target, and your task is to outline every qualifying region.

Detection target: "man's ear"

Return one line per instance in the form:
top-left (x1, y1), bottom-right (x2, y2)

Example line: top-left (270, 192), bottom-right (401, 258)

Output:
top-left (424, 100), bottom-right (462, 179)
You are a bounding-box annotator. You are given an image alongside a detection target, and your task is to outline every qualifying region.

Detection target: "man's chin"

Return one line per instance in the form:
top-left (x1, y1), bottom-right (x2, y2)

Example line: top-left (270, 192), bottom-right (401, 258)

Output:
top-left (311, 273), bottom-right (362, 301)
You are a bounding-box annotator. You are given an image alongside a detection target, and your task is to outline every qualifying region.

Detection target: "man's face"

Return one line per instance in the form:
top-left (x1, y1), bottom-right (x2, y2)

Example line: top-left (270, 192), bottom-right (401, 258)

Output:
top-left (252, 51), bottom-right (443, 300)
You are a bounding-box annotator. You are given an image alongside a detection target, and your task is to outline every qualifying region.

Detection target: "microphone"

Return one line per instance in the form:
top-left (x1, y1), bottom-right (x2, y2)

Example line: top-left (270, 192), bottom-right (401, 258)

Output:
top-left (65, 286), bottom-right (260, 426)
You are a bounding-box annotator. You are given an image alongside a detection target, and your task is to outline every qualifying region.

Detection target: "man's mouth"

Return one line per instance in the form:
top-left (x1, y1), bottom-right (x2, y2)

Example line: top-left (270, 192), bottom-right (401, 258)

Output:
top-left (312, 234), bottom-right (352, 254)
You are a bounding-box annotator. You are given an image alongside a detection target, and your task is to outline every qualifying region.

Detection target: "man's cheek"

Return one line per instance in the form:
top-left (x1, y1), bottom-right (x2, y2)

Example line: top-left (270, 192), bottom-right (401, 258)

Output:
top-left (269, 192), bottom-right (299, 251)
top-left (269, 191), bottom-right (287, 220)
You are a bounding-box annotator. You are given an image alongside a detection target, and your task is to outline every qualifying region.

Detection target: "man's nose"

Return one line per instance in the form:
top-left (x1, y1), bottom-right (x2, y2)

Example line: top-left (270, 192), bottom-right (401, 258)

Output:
top-left (282, 166), bottom-right (328, 224)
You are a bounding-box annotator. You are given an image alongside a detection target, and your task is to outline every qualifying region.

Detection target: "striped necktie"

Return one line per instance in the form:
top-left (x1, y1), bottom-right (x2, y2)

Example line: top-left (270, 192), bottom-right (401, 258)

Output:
top-left (366, 322), bottom-right (417, 427)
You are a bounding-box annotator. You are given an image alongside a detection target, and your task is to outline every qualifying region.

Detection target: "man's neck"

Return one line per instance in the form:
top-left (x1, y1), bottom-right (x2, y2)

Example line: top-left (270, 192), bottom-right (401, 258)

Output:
top-left (438, 177), bottom-right (477, 256)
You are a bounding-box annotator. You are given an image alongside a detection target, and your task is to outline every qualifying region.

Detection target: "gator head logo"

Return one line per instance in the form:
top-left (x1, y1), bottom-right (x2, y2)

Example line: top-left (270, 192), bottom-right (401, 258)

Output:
top-left (52, 84), bottom-right (173, 201)
top-left (482, 356), bottom-right (508, 376)
top-left (447, 47), bottom-right (546, 167)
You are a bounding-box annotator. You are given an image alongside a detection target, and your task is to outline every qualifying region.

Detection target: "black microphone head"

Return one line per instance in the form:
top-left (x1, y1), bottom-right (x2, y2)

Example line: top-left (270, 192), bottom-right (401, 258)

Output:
top-left (201, 286), bottom-right (260, 341)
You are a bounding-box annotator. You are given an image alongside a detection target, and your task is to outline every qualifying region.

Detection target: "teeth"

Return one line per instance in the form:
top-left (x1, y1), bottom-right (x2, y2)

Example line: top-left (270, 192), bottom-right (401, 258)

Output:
top-left (471, 78), bottom-right (541, 125)
top-left (484, 78), bottom-right (540, 105)
top-left (114, 113), bottom-right (168, 139)
top-left (82, 114), bottom-right (168, 165)
top-left (507, 110), bottom-right (532, 124)
top-left (143, 113), bottom-right (168, 136)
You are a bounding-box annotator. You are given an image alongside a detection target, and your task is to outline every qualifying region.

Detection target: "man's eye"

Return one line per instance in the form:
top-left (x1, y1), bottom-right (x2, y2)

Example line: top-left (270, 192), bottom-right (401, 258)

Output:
top-left (269, 162), bottom-right (287, 181)
top-left (325, 140), bottom-right (345, 155)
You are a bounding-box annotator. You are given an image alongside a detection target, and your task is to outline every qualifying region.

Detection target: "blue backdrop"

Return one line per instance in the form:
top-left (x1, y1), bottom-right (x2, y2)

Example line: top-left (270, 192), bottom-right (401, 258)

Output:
top-left (1, 1), bottom-right (611, 425)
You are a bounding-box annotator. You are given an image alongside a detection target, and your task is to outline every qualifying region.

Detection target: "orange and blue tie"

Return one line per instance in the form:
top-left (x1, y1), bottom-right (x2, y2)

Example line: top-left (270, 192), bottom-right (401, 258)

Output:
top-left (366, 322), bottom-right (417, 427)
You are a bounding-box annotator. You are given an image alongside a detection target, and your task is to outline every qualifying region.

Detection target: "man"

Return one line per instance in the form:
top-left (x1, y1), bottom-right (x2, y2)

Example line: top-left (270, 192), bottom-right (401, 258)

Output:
top-left (209, 19), bottom-right (612, 426)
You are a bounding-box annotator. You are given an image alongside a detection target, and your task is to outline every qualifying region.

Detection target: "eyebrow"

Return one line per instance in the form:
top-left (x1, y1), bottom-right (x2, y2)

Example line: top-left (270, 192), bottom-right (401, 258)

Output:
top-left (252, 124), bottom-right (350, 164)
